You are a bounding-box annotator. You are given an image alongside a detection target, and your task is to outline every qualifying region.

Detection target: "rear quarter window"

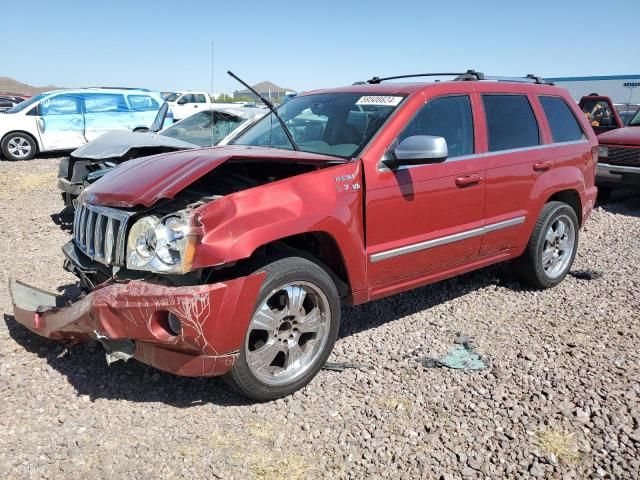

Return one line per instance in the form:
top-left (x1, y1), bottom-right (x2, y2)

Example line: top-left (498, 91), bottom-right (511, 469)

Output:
top-left (128, 95), bottom-right (160, 111)
top-left (539, 96), bottom-right (585, 143)
top-left (482, 94), bottom-right (540, 152)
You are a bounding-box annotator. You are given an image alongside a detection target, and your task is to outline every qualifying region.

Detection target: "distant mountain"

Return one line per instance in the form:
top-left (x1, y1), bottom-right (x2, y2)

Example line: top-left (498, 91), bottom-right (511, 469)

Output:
top-left (0, 77), bottom-right (61, 95)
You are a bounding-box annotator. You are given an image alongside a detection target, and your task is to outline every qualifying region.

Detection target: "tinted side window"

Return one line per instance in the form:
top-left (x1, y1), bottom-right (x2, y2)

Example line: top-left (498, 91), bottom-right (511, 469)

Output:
top-left (482, 95), bottom-right (539, 152)
top-left (398, 95), bottom-right (474, 158)
top-left (194, 94), bottom-right (207, 103)
top-left (539, 96), bottom-right (585, 143)
top-left (180, 94), bottom-right (195, 103)
top-left (40, 95), bottom-right (82, 115)
top-left (128, 95), bottom-right (159, 111)
top-left (83, 93), bottom-right (128, 113)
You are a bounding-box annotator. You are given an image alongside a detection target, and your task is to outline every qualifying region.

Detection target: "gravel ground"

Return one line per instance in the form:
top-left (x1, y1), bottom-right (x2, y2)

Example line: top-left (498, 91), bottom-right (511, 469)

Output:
top-left (1, 157), bottom-right (639, 479)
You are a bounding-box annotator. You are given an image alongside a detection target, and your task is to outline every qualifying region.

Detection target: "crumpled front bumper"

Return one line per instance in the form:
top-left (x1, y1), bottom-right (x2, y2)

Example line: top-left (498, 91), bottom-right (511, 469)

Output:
top-left (9, 273), bottom-right (264, 377)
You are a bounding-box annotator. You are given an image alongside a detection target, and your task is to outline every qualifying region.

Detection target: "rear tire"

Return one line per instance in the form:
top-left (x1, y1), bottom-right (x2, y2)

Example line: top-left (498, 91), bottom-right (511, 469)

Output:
top-left (514, 201), bottom-right (579, 289)
top-left (1, 132), bottom-right (37, 161)
top-left (224, 257), bottom-right (341, 401)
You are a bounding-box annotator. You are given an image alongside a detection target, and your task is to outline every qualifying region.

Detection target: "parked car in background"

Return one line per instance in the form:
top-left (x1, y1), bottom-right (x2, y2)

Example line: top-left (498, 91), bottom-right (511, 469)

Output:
top-left (58, 105), bottom-right (265, 205)
top-left (616, 105), bottom-right (640, 126)
top-left (167, 91), bottom-right (213, 120)
top-left (0, 96), bottom-right (18, 112)
top-left (11, 71), bottom-right (597, 400)
top-left (580, 94), bottom-right (640, 199)
top-left (282, 92), bottom-right (298, 103)
top-left (0, 93), bottom-right (30, 101)
top-left (0, 88), bottom-right (166, 161)
top-left (0, 94), bottom-right (27, 111)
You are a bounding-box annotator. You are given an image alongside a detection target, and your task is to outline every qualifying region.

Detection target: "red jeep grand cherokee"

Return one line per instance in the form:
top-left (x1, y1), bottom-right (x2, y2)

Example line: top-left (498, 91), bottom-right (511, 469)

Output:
top-left (11, 71), bottom-right (598, 399)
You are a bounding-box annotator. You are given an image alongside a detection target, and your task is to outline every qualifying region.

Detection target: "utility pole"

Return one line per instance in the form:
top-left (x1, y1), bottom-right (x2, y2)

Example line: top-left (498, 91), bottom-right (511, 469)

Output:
top-left (210, 40), bottom-right (214, 99)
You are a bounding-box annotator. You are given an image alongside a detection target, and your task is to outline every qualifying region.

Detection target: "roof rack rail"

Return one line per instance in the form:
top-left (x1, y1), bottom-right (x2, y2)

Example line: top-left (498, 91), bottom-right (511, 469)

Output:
top-left (366, 70), bottom-right (484, 84)
top-left (481, 74), bottom-right (554, 85)
top-left (86, 87), bottom-right (152, 91)
top-left (364, 71), bottom-right (555, 86)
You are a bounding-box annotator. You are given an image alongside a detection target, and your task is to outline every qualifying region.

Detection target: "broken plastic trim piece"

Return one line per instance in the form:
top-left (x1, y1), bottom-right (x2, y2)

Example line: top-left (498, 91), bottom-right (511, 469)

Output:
top-left (322, 361), bottom-right (371, 372)
top-left (418, 335), bottom-right (487, 371)
top-left (9, 278), bottom-right (66, 312)
top-left (94, 331), bottom-right (135, 365)
top-left (568, 269), bottom-right (603, 281)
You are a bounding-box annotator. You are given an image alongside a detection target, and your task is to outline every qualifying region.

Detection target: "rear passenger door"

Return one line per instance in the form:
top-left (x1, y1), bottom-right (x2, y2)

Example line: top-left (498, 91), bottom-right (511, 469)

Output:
top-left (479, 93), bottom-right (549, 257)
top-left (83, 93), bottom-right (130, 141)
top-left (539, 95), bottom-right (590, 199)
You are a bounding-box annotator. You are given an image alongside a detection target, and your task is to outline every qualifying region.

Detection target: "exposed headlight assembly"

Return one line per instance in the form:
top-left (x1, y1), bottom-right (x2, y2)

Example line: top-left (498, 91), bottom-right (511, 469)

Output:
top-left (126, 213), bottom-right (196, 274)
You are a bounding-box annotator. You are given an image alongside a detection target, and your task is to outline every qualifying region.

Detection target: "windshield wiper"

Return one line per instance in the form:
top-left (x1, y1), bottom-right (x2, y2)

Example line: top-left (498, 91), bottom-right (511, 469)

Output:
top-left (227, 71), bottom-right (299, 151)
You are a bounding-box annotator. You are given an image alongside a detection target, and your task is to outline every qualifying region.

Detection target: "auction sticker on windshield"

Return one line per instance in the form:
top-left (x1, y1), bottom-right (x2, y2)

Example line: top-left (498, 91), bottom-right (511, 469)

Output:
top-left (355, 96), bottom-right (403, 106)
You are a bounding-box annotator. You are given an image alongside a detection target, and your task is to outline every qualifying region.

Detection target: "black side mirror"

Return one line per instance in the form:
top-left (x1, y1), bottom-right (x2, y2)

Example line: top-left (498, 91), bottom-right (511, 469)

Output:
top-left (177, 97), bottom-right (188, 105)
top-left (382, 135), bottom-right (448, 169)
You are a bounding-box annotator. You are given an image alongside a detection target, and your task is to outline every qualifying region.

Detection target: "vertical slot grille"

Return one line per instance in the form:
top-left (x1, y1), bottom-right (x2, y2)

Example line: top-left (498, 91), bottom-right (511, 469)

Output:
top-left (72, 203), bottom-right (133, 266)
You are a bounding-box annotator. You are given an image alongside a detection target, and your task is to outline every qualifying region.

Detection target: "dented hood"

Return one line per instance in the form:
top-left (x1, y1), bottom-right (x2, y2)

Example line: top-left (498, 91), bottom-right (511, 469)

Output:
top-left (598, 127), bottom-right (640, 147)
top-left (71, 130), bottom-right (197, 160)
top-left (82, 145), bottom-right (345, 208)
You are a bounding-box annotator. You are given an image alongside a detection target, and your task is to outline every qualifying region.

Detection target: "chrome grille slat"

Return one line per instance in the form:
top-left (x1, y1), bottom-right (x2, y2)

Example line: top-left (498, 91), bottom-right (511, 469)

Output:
top-left (85, 210), bottom-right (95, 255)
top-left (105, 217), bottom-right (115, 264)
top-left (79, 207), bottom-right (88, 245)
top-left (94, 215), bottom-right (105, 259)
top-left (72, 203), bottom-right (134, 267)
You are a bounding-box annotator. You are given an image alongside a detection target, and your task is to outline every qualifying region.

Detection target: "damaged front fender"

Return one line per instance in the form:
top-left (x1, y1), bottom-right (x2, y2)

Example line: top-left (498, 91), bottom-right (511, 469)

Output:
top-left (9, 273), bottom-right (264, 377)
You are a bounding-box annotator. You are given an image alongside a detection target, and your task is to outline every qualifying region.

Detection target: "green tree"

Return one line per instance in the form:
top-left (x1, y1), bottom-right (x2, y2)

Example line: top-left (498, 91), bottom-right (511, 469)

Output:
top-left (215, 93), bottom-right (234, 103)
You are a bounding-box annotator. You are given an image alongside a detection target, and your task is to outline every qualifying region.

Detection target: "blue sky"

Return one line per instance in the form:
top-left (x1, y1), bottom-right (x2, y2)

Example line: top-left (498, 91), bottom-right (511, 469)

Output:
top-left (1, 0), bottom-right (638, 94)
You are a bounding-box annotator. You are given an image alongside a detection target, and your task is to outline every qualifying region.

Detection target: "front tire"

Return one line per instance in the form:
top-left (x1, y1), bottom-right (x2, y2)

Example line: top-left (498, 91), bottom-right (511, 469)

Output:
top-left (514, 201), bottom-right (579, 289)
top-left (224, 257), bottom-right (341, 401)
top-left (1, 132), bottom-right (37, 161)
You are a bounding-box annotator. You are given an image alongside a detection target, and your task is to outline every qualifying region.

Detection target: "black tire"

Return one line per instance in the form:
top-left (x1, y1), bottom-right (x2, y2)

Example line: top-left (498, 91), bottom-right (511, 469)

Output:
top-left (1, 132), bottom-right (37, 161)
top-left (596, 186), bottom-right (613, 203)
top-left (223, 256), bottom-right (341, 401)
top-left (513, 201), bottom-right (579, 289)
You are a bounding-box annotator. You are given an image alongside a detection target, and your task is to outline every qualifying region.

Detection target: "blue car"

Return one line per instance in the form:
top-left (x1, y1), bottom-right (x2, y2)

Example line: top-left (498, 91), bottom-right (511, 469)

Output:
top-left (0, 87), bottom-right (168, 161)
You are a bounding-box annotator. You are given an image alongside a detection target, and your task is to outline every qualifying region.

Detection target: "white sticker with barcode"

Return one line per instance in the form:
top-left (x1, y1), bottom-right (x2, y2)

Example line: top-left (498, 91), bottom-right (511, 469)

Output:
top-left (355, 95), bottom-right (403, 106)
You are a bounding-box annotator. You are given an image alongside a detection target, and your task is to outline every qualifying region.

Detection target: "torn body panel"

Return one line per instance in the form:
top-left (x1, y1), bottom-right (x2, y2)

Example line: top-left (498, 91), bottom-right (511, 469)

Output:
top-left (190, 160), bottom-right (368, 293)
top-left (10, 272), bottom-right (264, 376)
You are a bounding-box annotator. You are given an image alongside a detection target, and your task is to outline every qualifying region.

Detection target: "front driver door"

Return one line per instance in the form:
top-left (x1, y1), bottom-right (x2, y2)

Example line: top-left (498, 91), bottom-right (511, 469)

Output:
top-left (365, 94), bottom-right (486, 288)
top-left (37, 94), bottom-right (86, 150)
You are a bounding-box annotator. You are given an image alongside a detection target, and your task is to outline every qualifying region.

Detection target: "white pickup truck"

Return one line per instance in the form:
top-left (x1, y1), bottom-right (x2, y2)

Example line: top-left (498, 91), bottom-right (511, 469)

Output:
top-left (167, 91), bottom-right (213, 121)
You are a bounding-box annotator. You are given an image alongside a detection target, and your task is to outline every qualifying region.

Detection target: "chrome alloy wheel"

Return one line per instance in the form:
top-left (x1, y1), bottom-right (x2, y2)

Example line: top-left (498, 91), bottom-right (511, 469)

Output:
top-left (245, 281), bottom-right (331, 386)
top-left (7, 136), bottom-right (32, 159)
top-left (542, 214), bottom-right (575, 279)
